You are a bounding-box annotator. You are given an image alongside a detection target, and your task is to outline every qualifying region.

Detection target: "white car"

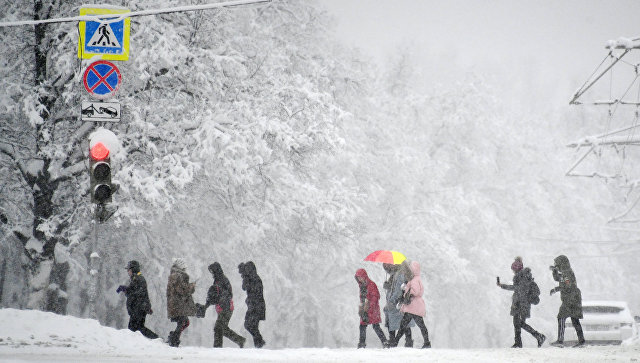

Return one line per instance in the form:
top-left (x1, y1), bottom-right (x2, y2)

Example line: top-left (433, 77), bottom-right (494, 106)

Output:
top-left (565, 300), bottom-right (637, 344)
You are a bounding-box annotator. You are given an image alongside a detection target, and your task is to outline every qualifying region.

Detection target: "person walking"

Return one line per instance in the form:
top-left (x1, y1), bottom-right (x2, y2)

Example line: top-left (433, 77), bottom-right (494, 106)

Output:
top-left (382, 263), bottom-right (413, 347)
top-left (497, 257), bottom-right (545, 348)
top-left (239, 261), bottom-right (266, 348)
top-left (355, 268), bottom-right (388, 348)
top-left (549, 255), bottom-right (585, 347)
top-left (389, 260), bottom-right (431, 348)
top-left (204, 262), bottom-right (245, 348)
top-left (117, 260), bottom-right (158, 339)
top-left (166, 258), bottom-right (197, 347)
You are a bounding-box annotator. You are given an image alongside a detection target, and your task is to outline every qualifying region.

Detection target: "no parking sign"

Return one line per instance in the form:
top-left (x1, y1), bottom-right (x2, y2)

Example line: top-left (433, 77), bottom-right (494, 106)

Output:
top-left (83, 60), bottom-right (122, 100)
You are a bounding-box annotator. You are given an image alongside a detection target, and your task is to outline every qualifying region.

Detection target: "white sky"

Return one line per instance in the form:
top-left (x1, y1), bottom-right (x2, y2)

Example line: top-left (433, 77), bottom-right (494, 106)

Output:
top-left (322, 0), bottom-right (640, 109)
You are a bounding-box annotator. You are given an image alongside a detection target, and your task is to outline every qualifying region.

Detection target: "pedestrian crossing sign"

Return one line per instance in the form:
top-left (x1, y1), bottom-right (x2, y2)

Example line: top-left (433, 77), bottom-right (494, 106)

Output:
top-left (78, 7), bottom-right (130, 61)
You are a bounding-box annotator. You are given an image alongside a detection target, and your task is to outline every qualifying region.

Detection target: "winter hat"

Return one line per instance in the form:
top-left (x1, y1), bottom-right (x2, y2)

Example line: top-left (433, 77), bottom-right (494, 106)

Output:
top-left (172, 258), bottom-right (187, 270)
top-left (126, 260), bottom-right (140, 273)
top-left (511, 256), bottom-right (523, 272)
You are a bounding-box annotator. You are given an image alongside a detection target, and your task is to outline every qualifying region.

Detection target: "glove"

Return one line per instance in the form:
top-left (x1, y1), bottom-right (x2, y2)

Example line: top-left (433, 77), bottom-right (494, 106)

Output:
top-left (549, 289), bottom-right (555, 296)
top-left (401, 283), bottom-right (406, 290)
top-left (116, 285), bottom-right (127, 293)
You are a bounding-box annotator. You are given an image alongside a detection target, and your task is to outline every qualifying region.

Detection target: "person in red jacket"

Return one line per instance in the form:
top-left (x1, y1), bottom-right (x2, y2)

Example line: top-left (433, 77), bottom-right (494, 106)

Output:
top-left (355, 268), bottom-right (388, 348)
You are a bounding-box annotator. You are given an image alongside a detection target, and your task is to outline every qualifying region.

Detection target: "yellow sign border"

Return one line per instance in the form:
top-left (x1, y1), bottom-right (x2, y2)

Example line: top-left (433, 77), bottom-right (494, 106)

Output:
top-left (78, 7), bottom-right (130, 61)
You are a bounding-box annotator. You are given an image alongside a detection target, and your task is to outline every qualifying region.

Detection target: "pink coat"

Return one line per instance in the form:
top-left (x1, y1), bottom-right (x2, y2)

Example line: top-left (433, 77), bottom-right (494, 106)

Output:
top-left (400, 261), bottom-right (426, 317)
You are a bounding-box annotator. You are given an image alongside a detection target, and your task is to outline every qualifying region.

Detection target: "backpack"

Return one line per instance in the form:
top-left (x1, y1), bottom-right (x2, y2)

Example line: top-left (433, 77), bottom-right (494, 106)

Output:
top-left (528, 281), bottom-right (540, 305)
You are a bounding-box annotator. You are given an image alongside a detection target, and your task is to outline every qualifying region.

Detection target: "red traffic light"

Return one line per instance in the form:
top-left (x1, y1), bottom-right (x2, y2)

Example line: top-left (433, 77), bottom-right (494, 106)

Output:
top-left (90, 142), bottom-right (110, 161)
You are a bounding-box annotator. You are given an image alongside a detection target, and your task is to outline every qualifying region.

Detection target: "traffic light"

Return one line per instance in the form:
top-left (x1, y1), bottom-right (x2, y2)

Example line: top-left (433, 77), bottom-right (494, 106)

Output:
top-left (89, 141), bottom-right (112, 204)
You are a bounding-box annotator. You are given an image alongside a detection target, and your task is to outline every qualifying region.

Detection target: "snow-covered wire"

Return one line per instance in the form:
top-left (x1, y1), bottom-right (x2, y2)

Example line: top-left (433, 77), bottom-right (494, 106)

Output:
top-left (0, 0), bottom-right (272, 27)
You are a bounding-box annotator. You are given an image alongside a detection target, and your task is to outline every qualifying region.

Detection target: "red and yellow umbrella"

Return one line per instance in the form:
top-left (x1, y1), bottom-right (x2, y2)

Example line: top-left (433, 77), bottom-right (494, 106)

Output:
top-left (364, 250), bottom-right (407, 264)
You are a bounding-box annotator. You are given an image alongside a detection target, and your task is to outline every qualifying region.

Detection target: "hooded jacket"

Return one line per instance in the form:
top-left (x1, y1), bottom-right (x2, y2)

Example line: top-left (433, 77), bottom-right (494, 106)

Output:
top-left (355, 268), bottom-right (382, 325)
top-left (240, 261), bottom-right (266, 321)
top-left (399, 261), bottom-right (426, 317)
top-left (206, 262), bottom-right (234, 313)
top-left (551, 255), bottom-right (583, 319)
top-left (166, 265), bottom-right (197, 319)
top-left (500, 267), bottom-right (535, 318)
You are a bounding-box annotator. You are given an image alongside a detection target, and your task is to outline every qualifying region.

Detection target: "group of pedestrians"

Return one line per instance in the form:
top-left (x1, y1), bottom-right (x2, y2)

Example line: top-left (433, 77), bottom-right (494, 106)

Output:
top-left (497, 255), bottom-right (585, 348)
top-left (117, 253), bottom-right (584, 350)
top-left (117, 258), bottom-right (265, 349)
top-left (355, 259), bottom-right (431, 349)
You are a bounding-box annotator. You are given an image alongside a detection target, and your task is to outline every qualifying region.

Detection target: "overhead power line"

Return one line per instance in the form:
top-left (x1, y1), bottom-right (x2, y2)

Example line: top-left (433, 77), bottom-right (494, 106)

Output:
top-left (0, 0), bottom-right (271, 27)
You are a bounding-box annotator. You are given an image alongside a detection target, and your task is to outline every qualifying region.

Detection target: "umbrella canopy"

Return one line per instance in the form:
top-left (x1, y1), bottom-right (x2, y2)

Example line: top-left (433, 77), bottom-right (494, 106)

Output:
top-left (364, 250), bottom-right (407, 264)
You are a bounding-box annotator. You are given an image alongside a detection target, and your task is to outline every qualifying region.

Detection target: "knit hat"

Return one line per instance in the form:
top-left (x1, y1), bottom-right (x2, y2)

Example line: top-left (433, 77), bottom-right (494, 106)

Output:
top-left (126, 260), bottom-right (140, 273)
top-left (511, 256), bottom-right (523, 272)
top-left (172, 258), bottom-right (187, 270)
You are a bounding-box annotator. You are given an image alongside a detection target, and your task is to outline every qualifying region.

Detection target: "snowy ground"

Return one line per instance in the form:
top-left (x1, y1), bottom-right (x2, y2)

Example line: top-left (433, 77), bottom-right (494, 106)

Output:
top-left (1, 309), bottom-right (639, 362)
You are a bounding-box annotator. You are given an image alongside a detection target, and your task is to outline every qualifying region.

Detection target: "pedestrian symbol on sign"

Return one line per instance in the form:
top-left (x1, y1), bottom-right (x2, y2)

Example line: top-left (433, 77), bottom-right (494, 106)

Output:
top-left (78, 6), bottom-right (130, 61)
top-left (88, 23), bottom-right (121, 48)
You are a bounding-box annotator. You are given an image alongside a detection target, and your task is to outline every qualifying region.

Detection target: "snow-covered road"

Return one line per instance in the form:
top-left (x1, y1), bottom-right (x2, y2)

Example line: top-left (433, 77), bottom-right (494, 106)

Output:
top-left (1, 308), bottom-right (638, 362)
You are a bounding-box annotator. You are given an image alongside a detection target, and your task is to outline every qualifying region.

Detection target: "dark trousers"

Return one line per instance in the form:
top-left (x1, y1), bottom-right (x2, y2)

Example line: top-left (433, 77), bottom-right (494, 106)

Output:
top-left (513, 314), bottom-right (541, 345)
top-left (359, 323), bottom-right (387, 346)
top-left (244, 315), bottom-right (265, 347)
top-left (557, 317), bottom-right (585, 342)
top-left (388, 326), bottom-right (413, 346)
top-left (393, 313), bottom-right (430, 345)
top-left (169, 316), bottom-right (189, 346)
top-left (214, 310), bottom-right (245, 347)
top-left (128, 314), bottom-right (158, 339)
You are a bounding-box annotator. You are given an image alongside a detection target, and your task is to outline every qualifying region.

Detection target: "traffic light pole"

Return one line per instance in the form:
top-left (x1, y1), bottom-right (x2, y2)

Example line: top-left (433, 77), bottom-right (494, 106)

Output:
top-left (88, 218), bottom-right (100, 319)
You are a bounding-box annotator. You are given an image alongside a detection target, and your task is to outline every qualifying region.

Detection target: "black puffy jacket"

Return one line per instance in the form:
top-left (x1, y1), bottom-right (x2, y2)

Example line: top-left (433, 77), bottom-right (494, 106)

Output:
top-left (500, 268), bottom-right (536, 318)
top-left (125, 273), bottom-right (152, 317)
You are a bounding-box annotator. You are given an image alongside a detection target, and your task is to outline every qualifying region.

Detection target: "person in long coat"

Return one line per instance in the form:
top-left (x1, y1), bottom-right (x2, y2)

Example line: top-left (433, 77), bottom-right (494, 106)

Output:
top-left (117, 260), bottom-right (158, 339)
top-left (389, 260), bottom-right (431, 348)
top-left (382, 263), bottom-right (414, 347)
top-left (204, 262), bottom-right (245, 348)
top-left (166, 258), bottom-right (197, 347)
top-left (550, 255), bottom-right (585, 347)
top-left (497, 257), bottom-right (545, 348)
top-left (239, 261), bottom-right (266, 348)
top-left (355, 268), bottom-right (388, 348)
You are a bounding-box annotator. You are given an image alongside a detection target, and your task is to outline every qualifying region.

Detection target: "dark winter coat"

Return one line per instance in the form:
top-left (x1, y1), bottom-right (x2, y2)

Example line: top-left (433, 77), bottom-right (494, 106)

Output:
top-left (355, 268), bottom-right (382, 326)
top-left (125, 272), bottom-right (152, 318)
top-left (166, 266), bottom-right (197, 318)
top-left (500, 267), bottom-right (535, 318)
top-left (240, 262), bottom-right (266, 321)
top-left (551, 255), bottom-right (583, 319)
top-left (206, 263), bottom-right (234, 313)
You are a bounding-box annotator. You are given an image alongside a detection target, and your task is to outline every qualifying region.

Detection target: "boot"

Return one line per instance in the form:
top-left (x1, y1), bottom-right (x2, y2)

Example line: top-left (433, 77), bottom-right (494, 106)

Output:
top-left (512, 335), bottom-right (522, 348)
top-left (255, 338), bottom-right (265, 348)
top-left (550, 340), bottom-right (564, 348)
top-left (404, 337), bottom-right (414, 348)
top-left (168, 331), bottom-right (180, 347)
top-left (238, 336), bottom-right (246, 348)
top-left (357, 342), bottom-right (366, 349)
top-left (404, 329), bottom-right (413, 348)
top-left (536, 334), bottom-right (546, 348)
top-left (572, 339), bottom-right (586, 348)
top-left (421, 341), bottom-right (431, 349)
